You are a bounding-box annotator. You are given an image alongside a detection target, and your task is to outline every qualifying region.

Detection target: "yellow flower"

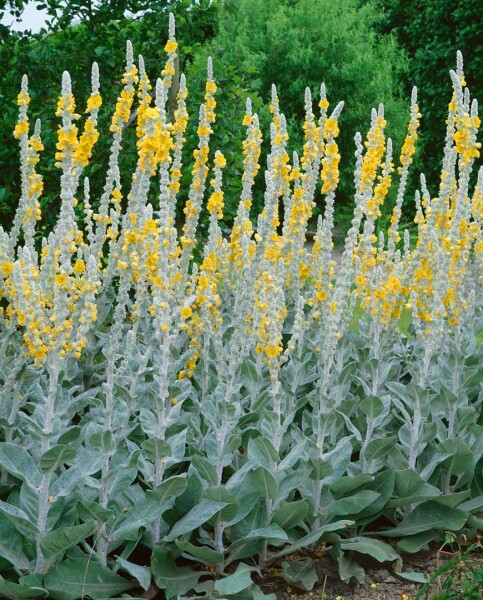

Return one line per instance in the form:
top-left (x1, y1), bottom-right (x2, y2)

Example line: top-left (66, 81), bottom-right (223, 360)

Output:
top-left (197, 125), bottom-right (211, 137)
top-left (73, 259), bottom-right (85, 274)
top-left (265, 345), bottom-right (281, 358)
top-left (13, 121), bottom-right (29, 139)
top-left (55, 272), bottom-right (68, 287)
top-left (86, 93), bottom-right (102, 111)
top-left (1, 261), bottom-right (14, 277)
top-left (181, 306), bottom-right (193, 319)
top-left (165, 40), bottom-right (178, 53)
top-left (17, 91), bottom-right (30, 106)
top-left (323, 118), bottom-right (339, 139)
top-left (214, 153), bottom-right (226, 168)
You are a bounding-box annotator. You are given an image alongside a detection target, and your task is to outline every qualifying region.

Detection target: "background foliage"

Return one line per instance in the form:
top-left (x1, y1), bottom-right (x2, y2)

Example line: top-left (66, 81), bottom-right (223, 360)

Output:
top-left (374, 0), bottom-right (483, 216)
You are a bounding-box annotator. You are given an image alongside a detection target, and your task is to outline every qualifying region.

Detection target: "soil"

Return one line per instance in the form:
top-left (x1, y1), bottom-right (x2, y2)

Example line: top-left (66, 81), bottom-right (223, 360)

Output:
top-left (257, 552), bottom-right (438, 600)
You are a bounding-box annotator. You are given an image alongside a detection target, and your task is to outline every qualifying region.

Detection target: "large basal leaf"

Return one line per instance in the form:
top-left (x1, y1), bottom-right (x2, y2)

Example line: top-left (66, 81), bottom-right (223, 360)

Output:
top-left (227, 524), bottom-right (288, 554)
top-left (116, 556), bottom-right (151, 592)
top-left (273, 520), bottom-right (354, 559)
top-left (175, 540), bottom-right (224, 565)
top-left (151, 548), bottom-right (206, 599)
top-left (214, 562), bottom-right (253, 595)
top-left (396, 530), bottom-right (439, 554)
top-left (388, 469), bottom-right (441, 507)
top-left (356, 469), bottom-right (395, 525)
top-left (332, 490), bottom-right (380, 517)
top-left (44, 558), bottom-right (135, 600)
top-left (0, 575), bottom-right (47, 599)
top-left (337, 551), bottom-right (365, 584)
top-left (164, 498), bottom-right (228, 542)
top-left (376, 500), bottom-right (469, 537)
top-left (40, 521), bottom-right (97, 560)
top-left (340, 536), bottom-right (402, 570)
top-left (0, 442), bottom-right (42, 487)
top-left (281, 557), bottom-right (318, 591)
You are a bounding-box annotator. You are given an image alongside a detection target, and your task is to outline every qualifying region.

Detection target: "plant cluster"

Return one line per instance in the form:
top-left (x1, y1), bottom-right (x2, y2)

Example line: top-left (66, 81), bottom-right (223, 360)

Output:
top-left (0, 16), bottom-right (482, 599)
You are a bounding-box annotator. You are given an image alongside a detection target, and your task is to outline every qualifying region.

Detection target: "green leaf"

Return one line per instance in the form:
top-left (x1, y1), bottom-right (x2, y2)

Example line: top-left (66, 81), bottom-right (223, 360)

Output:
top-left (40, 522), bottom-right (97, 560)
top-left (360, 396), bottom-right (384, 420)
top-left (204, 485), bottom-right (238, 522)
top-left (0, 443), bottom-right (42, 487)
top-left (215, 562), bottom-right (253, 595)
top-left (247, 437), bottom-right (278, 467)
top-left (164, 498), bottom-right (228, 542)
top-left (396, 531), bottom-right (439, 554)
top-left (333, 490), bottom-right (380, 516)
top-left (356, 470), bottom-right (395, 524)
top-left (44, 558), bottom-right (134, 600)
top-left (141, 439), bottom-right (171, 462)
top-left (438, 439), bottom-right (474, 476)
top-left (340, 537), bottom-right (402, 569)
top-left (251, 467), bottom-right (279, 501)
top-left (89, 430), bottom-right (114, 454)
top-left (272, 500), bottom-right (308, 529)
top-left (364, 437), bottom-right (397, 466)
top-left (0, 500), bottom-right (39, 537)
top-left (151, 548), bottom-right (205, 598)
top-left (0, 512), bottom-right (32, 570)
top-left (116, 557), bottom-right (151, 591)
top-left (147, 475), bottom-right (187, 505)
top-left (281, 558), bottom-right (318, 591)
top-left (240, 358), bottom-right (259, 384)
top-left (176, 540), bottom-right (224, 565)
top-left (397, 572), bottom-right (428, 584)
top-left (330, 473), bottom-right (373, 498)
top-left (58, 427), bottom-right (81, 446)
top-left (389, 469), bottom-right (441, 507)
top-left (377, 501), bottom-right (469, 537)
top-left (273, 520), bottom-right (353, 558)
top-left (40, 445), bottom-right (76, 472)
top-left (337, 552), bottom-right (365, 584)
top-left (112, 498), bottom-right (168, 541)
top-left (458, 495), bottom-right (483, 513)
top-left (192, 456), bottom-right (218, 485)
top-left (0, 575), bottom-right (47, 599)
top-left (77, 499), bottom-right (113, 523)
top-left (228, 524), bottom-right (288, 553)
top-left (310, 457), bottom-right (333, 481)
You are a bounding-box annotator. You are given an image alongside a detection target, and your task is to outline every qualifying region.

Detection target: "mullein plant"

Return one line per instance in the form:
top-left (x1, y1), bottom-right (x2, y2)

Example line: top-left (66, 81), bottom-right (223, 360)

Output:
top-left (0, 15), bottom-right (481, 596)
